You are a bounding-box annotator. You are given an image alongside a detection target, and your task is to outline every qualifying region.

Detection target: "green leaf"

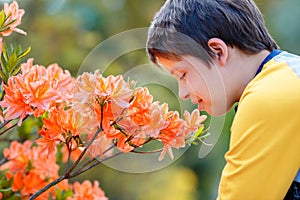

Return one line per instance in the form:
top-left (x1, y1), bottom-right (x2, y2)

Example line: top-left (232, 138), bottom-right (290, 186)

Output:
top-left (55, 189), bottom-right (74, 200)
top-left (17, 116), bottom-right (40, 141)
top-left (2, 42), bottom-right (8, 60)
top-left (3, 19), bottom-right (16, 28)
top-left (11, 64), bottom-right (21, 76)
top-left (0, 10), bottom-right (5, 28)
top-left (0, 26), bottom-right (10, 33)
top-left (17, 46), bottom-right (31, 60)
top-left (7, 53), bottom-right (18, 75)
top-left (1, 52), bottom-right (8, 75)
top-left (15, 45), bottom-right (22, 57)
top-left (0, 187), bottom-right (12, 192)
top-left (193, 126), bottom-right (204, 139)
top-left (0, 69), bottom-right (6, 81)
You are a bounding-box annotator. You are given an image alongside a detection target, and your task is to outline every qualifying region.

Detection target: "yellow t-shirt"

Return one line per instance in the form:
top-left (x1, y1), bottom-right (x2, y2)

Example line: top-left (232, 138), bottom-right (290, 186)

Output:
top-left (218, 51), bottom-right (300, 200)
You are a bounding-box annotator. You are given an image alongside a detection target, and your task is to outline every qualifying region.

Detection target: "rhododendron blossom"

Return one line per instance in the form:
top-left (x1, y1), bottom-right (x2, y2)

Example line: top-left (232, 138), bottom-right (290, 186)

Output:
top-left (0, 141), bottom-right (60, 199)
top-left (0, 58), bottom-right (74, 125)
top-left (0, 2), bottom-right (208, 199)
top-left (1, 1), bottom-right (26, 36)
top-left (1, 141), bottom-right (108, 200)
top-left (72, 71), bottom-right (206, 160)
top-left (67, 181), bottom-right (108, 200)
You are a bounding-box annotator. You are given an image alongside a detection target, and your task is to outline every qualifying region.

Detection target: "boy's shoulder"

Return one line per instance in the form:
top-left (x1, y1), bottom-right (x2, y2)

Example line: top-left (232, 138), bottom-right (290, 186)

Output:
top-left (237, 51), bottom-right (300, 117)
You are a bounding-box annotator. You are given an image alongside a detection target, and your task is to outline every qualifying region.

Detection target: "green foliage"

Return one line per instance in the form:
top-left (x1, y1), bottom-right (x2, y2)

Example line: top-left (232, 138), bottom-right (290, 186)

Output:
top-left (0, 42), bottom-right (31, 83)
top-left (0, 10), bottom-right (5, 28)
top-left (0, 170), bottom-right (20, 200)
top-left (17, 116), bottom-right (41, 141)
top-left (54, 189), bottom-right (73, 200)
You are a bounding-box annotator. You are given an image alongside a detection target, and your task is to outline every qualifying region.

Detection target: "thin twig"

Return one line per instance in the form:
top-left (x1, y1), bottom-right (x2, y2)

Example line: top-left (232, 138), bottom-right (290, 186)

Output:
top-left (131, 148), bottom-right (163, 154)
top-left (64, 141), bottom-right (73, 174)
top-left (0, 122), bottom-right (17, 136)
top-left (28, 175), bottom-right (66, 200)
top-left (29, 150), bottom-right (122, 199)
top-left (0, 157), bottom-right (7, 165)
top-left (0, 115), bottom-right (29, 136)
top-left (65, 127), bottom-right (102, 176)
top-left (0, 120), bottom-right (11, 129)
top-left (73, 144), bottom-right (116, 173)
top-left (68, 151), bottom-right (123, 178)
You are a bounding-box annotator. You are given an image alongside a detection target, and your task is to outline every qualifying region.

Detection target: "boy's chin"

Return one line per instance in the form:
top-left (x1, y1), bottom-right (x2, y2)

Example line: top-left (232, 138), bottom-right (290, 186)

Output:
top-left (204, 106), bottom-right (229, 116)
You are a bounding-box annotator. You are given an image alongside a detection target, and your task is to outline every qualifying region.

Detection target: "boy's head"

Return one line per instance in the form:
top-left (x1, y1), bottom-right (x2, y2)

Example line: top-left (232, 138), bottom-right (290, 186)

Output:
top-left (146, 0), bottom-right (278, 115)
top-left (146, 0), bottom-right (278, 65)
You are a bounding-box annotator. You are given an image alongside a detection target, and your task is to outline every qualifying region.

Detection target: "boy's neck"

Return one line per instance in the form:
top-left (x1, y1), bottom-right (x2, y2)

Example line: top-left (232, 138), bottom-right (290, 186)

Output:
top-left (229, 48), bottom-right (271, 102)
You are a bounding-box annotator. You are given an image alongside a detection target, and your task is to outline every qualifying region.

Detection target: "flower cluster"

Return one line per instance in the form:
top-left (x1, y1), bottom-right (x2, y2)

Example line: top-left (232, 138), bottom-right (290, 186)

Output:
top-left (0, 141), bottom-right (108, 200)
top-left (0, 1), bottom-right (207, 199)
top-left (0, 1), bottom-right (26, 37)
top-left (33, 69), bottom-right (206, 160)
top-left (72, 71), bottom-right (207, 160)
top-left (67, 181), bottom-right (108, 200)
top-left (0, 58), bottom-right (74, 125)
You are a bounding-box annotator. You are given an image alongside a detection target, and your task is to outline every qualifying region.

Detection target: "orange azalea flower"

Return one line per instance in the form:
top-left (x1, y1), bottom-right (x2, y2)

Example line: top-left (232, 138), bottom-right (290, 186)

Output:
top-left (61, 145), bottom-right (83, 162)
top-left (46, 63), bottom-right (75, 103)
top-left (35, 136), bottom-right (59, 155)
top-left (108, 75), bottom-right (132, 109)
top-left (1, 1), bottom-right (26, 36)
top-left (93, 101), bottom-right (114, 131)
top-left (1, 141), bottom-right (31, 172)
top-left (6, 171), bottom-right (23, 192)
top-left (183, 109), bottom-right (207, 134)
top-left (88, 134), bottom-right (113, 158)
top-left (21, 171), bottom-right (47, 196)
top-left (2, 140), bottom-right (60, 199)
top-left (159, 111), bottom-right (183, 145)
top-left (129, 87), bottom-right (153, 126)
top-left (116, 134), bottom-right (135, 152)
top-left (143, 102), bottom-right (168, 138)
top-left (158, 111), bottom-right (184, 160)
top-left (37, 104), bottom-right (94, 155)
top-left (1, 81), bottom-right (32, 125)
top-left (1, 59), bottom-right (73, 124)
top-left (67, 180), bottom-right (108, 200)
top-left (25, 78), bottom-right (59, 112)
top-left (74, 72), bottom-right (133, 124)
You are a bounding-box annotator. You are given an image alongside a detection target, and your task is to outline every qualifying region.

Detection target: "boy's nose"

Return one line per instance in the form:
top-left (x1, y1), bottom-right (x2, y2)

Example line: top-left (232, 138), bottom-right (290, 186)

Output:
top-left (179, 86), bottom-right (190, 100)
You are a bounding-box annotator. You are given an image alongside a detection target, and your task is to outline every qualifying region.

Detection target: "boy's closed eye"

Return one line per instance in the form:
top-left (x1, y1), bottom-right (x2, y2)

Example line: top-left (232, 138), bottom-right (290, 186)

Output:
top-left (180, 72), bottom-right (186, 80)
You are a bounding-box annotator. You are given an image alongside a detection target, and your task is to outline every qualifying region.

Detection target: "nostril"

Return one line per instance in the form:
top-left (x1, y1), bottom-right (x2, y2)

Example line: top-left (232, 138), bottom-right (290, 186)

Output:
top-left (183, 94), bottom-right (190, 100)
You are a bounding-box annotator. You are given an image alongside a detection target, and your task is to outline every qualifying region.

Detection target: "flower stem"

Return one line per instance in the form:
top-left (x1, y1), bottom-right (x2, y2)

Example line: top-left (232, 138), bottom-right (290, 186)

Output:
top-left (0, 121), bottom-right (16, 136)
top-left (68, 151), bottom-right (123, 178)
top-left (29, 175), bottom-right (66, 200)
top-left (65, 126), bottom-right (102, 176)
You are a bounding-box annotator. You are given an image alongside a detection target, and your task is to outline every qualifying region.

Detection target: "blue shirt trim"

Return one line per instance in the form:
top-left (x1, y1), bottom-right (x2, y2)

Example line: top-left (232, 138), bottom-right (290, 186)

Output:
top-left (295, 169), bottom-right (300, 183)
top-left (255, 49), bottom-right (283, 76)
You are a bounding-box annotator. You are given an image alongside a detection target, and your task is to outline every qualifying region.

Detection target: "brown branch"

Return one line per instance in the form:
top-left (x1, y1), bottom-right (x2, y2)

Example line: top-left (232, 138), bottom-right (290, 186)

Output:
top-left (64, 126), bottom-right (102, 176)
top-left (0, 115), bottom-right (29, 136)
top-left (28, 175), bottom-right (66, 200)
top-left (68, 151), bottom-right (123, 179)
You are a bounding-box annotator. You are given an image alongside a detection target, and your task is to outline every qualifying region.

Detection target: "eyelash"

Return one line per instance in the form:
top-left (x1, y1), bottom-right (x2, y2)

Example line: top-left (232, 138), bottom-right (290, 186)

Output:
top-left (180, 72), bottom-right (186, 80)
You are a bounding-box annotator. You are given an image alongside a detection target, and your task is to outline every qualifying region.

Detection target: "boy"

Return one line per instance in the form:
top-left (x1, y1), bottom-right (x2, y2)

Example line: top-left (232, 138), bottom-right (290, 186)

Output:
top-left (146, 0), bottom-right (300, 199)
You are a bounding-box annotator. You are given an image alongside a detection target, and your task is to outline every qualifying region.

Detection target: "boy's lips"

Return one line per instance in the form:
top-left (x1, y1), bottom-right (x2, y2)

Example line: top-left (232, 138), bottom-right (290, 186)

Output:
top-left (197, 99), bottom-right (204, 110)
top-left (191, 98), bottom-right (205, 110)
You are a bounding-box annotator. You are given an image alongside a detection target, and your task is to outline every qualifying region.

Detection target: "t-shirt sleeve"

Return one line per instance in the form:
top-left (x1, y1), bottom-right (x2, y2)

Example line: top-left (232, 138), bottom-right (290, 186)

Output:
top-left (217, 90), bottom-right (300, 200)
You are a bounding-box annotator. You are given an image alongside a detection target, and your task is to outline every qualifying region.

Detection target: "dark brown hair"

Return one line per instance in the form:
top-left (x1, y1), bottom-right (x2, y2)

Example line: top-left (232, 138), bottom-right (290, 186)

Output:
top-left (146, 0), bottom-right (279, 65)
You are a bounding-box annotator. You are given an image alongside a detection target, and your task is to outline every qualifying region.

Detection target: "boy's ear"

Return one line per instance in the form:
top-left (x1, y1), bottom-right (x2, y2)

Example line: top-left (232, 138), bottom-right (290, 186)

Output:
top-left (207, 38), bottom-right (228, 66)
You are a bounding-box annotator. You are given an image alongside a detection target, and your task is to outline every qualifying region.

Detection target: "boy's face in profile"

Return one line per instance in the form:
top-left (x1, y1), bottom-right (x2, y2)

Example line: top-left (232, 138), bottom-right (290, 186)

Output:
top-left (157, 55), bottom-right (230, 116)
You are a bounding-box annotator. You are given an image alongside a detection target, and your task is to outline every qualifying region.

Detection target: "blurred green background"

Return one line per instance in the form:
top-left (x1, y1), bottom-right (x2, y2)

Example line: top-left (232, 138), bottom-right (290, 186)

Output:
top-left (2, 0), bottom-right (300, 199)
